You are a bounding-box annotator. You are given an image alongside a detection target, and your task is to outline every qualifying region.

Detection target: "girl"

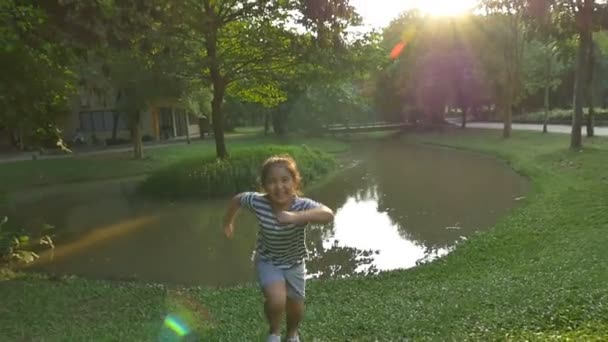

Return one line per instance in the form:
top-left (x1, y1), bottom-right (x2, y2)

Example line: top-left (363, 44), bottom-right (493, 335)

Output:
top-left (223, 155), bottom-right (334, 342)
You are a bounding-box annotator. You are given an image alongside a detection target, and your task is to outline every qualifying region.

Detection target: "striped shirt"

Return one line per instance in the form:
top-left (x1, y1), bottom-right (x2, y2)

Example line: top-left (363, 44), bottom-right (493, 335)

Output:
top-left (240, 192), bottom-right (321, 268)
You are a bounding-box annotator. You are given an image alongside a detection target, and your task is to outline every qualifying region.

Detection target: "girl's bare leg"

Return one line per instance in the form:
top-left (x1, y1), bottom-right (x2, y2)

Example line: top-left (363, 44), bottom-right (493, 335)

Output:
top-left (286, 297), bottom-right (304, 339)
top-left (263, 281), bottom-right (287, 335)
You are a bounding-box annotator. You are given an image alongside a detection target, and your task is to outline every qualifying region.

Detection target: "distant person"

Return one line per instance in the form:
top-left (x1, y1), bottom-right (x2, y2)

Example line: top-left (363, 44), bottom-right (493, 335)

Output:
top-left (223, 155), bottom-right (334, 342)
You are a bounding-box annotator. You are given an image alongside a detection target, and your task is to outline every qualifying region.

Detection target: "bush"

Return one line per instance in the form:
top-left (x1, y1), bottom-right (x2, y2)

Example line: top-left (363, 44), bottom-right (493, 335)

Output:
top-left (517, 108), bottom-right (608, 123)
top-left (0, 216), bottom-right (55, 268)
top-left (139, 145), bottom-right (336, 198)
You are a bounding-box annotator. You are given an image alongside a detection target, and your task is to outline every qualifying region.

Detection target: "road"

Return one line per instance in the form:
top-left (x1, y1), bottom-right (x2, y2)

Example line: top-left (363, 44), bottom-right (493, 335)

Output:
top-left (452, 120), bottom-right (608, 136)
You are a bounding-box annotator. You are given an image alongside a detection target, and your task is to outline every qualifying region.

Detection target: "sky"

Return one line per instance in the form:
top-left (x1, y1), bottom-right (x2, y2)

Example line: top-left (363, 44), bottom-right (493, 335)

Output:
top-left (351, 0), bottom-right (480, 29)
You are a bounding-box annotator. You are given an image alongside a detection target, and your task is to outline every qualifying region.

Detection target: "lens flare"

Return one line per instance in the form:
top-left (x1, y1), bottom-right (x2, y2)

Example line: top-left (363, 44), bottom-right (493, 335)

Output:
top-left (160, 314), bottom-right (191, 340)
top-left (390, 41), bottom-right (406, 59)
top-left (389, 27), bottom-right (417, 60)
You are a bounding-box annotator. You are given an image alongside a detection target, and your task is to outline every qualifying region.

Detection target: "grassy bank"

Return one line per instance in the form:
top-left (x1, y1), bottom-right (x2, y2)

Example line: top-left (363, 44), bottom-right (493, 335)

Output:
top-left (0, 134), bottom-right (348, 193)
top-left (139, 145), bottom-right (336, 198)
top-left (1, 130), bottom-right (607, 340)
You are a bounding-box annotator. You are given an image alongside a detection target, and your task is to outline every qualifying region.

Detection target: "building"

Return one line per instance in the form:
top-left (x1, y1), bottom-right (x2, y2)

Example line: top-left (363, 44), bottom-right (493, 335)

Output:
top-left (61, 87), bottom-right (202, 145)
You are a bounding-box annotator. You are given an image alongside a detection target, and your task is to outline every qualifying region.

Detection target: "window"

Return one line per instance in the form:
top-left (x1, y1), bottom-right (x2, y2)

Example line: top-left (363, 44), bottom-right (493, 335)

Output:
top-left (103, 111), bottom-right (115, 130)
top-left (79, 110), bottom-right (126, 132)
top-left (79, 112), bottom-right (93, 131)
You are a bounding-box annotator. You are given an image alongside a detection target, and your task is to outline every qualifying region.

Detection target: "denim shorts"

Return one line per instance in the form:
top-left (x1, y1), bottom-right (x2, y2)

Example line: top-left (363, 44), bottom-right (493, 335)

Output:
top-left (255, 258), bottom-right (306, 300)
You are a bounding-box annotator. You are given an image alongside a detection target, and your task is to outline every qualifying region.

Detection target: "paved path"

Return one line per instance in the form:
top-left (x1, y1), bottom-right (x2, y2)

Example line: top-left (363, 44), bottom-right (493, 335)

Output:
top-left (451, 120), bottom-right (608, 136)
top-left (0, 138), bottom-right (196, 163)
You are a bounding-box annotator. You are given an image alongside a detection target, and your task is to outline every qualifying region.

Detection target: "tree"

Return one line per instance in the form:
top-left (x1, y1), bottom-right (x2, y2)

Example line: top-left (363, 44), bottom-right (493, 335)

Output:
top-left (586, 38), bottom-right (598, 136)
top-left (0, 1), bottom-right (77, 150)
top-left (377, 13), bottom-right (492, 128)
top-left (584, 2), bottom-right (608, 136)
top-left (173, 0), bottom-right (298, 158)
top-left (480, 0), bottom-right (529, 138)
top-left (550, 0), bottom-right (599, 147)
top-left (571, 0), bottom-right (595, 147)
top-left (180, 83), bottom-right (213, 140)
top-left (275, 30), bottom-right (383, 134)
top-left (268, 0), bottom-right (373, 135)
top-left (522, 39), bottom-right (571, 132)
top-left (90, 2), bottom-right (186, 159)
top-left (594, 31), bottom-right (608, 109)
top-left (586, 2), bottom-right (608, 136)
top-left (109, 49), bottom-right (183, 159)
top-left (27, 0), bottom-right (186, 158)
top-left (297, 0), bottom-right (361, 48)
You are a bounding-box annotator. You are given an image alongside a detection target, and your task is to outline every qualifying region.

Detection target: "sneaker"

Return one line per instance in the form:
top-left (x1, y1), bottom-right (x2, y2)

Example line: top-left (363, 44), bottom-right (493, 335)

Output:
top-left (286, 336), bottom-right (300, 342)
top-left (266, 334), bottom-right (281, 342)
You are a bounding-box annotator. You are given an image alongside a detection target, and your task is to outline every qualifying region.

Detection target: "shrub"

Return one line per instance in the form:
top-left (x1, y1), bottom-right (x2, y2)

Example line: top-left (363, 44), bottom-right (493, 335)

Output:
top-left (0, 216), bottom-right (55, 268)
top-left (139, 145), bottom-right (336, 198)
top-left (518, 108), bottom-right (608, 122)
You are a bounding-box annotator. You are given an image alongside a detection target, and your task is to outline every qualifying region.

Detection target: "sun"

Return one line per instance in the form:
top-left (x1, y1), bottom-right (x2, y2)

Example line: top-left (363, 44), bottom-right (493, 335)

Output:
top-left (352, 0), bottom-right (479, 28)
top-left (415, 0), bottom-right (477, 17)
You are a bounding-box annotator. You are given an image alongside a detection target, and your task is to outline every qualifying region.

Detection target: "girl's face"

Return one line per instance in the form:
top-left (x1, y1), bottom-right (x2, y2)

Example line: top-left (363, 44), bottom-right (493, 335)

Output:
top-left (263, 164), bottom-right (296, 207)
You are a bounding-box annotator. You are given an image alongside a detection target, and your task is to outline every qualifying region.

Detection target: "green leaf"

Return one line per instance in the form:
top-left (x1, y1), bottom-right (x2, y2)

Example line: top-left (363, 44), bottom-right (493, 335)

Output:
top-left (12, 250), bottom-right (39, 264)
top-left (42, 223), bottom-right (55, 231)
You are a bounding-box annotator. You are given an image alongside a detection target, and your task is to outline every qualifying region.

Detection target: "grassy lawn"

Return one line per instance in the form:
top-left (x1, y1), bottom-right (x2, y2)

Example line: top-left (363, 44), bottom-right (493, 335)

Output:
top-left (1, 130), bottom-right (607, 340)
top-left (0, 131), bottom-right (349, 193)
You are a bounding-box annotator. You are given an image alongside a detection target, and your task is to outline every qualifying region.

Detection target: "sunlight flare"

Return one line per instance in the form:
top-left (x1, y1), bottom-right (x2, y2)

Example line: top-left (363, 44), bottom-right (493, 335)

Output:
top-left (416, 0), bottom-right (477, 17)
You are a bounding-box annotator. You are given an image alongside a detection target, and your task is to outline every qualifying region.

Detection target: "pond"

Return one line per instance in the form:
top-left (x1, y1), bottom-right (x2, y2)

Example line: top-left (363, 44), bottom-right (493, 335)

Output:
top-left (2, 141), bottom-right (529, 286)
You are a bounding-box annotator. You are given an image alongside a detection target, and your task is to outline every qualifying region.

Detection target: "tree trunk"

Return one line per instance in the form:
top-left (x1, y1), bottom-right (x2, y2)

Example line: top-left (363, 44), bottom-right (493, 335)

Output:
top-left (461, 108), bottom-right (467, 129)
top-left (543, 84), bottom-right (550, 133)
top-left (197, 117), bottom-right (206, 139)
top-left (503, 102), bottom-right (512, 138)
top-left (587, 106), bottom-right (595, 137)
top-left (572, 36), bottom-right (589, 148)
top-left (206, 27), bottom-right (228, 159)
top-left (7, 129), bottom-right (14, 148)
top-left (586, 40), bottom-right (595, 137)
top-left (185, 112), bottom-right (191, 144)
top-left (111, 112), bottom-right (119, 140)
top-left (571, 0), bottom-right (593, 149)
top-left (264, 112), bottom-right (270, 135)
top-left (272, 106), bottom-right (288, 135)
top-left (131, 112), bottom-right (143, 160)
top-left (17, 127), bottom-right (25, 150)
top-left (113, 91), bottom-right (122, 140)
top-left (211, 82), bottom-right (228, 158)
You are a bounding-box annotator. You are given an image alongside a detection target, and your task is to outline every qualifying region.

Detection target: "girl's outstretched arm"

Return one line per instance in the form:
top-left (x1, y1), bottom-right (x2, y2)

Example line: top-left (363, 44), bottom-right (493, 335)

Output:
top-left (276, 205), bottom-right (334, 225)
top-left (223, 194), bottom-right (243, 238)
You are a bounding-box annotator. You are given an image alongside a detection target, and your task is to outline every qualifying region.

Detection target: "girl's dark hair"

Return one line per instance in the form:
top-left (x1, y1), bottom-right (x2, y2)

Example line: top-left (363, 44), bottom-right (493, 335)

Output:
top-left (260, 154), bottom-right (302, 195)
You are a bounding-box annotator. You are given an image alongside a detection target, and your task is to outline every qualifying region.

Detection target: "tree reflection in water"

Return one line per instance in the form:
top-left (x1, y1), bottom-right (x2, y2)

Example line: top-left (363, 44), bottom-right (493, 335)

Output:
top-left (306, 231), bottom-right (380, 279)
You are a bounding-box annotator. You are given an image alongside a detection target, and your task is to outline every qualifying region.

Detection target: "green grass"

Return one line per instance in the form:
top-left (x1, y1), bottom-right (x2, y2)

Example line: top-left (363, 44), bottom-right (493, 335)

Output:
top-left (0, 133), bottom-right (348, 193)
top-left (139, 145), bottom-right (336, 198)
top-left (1, 130), bottom-right (608, 340)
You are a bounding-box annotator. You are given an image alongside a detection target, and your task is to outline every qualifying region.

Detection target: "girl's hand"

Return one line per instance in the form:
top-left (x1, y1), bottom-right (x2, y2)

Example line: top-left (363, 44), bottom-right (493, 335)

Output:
top-left (276, 211), bottom-right (300, 225)
top-left (224, 223), bottom-right (234, 239)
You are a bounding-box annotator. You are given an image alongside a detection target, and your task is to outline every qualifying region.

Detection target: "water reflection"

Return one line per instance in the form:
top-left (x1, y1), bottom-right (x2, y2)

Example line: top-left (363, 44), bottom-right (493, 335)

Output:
top-left (1, 142), bottom-right (528, 285)
top-left (305, 185), bottom-right (448, 280)
top-left (304, 141), bottom-right (528, 279)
